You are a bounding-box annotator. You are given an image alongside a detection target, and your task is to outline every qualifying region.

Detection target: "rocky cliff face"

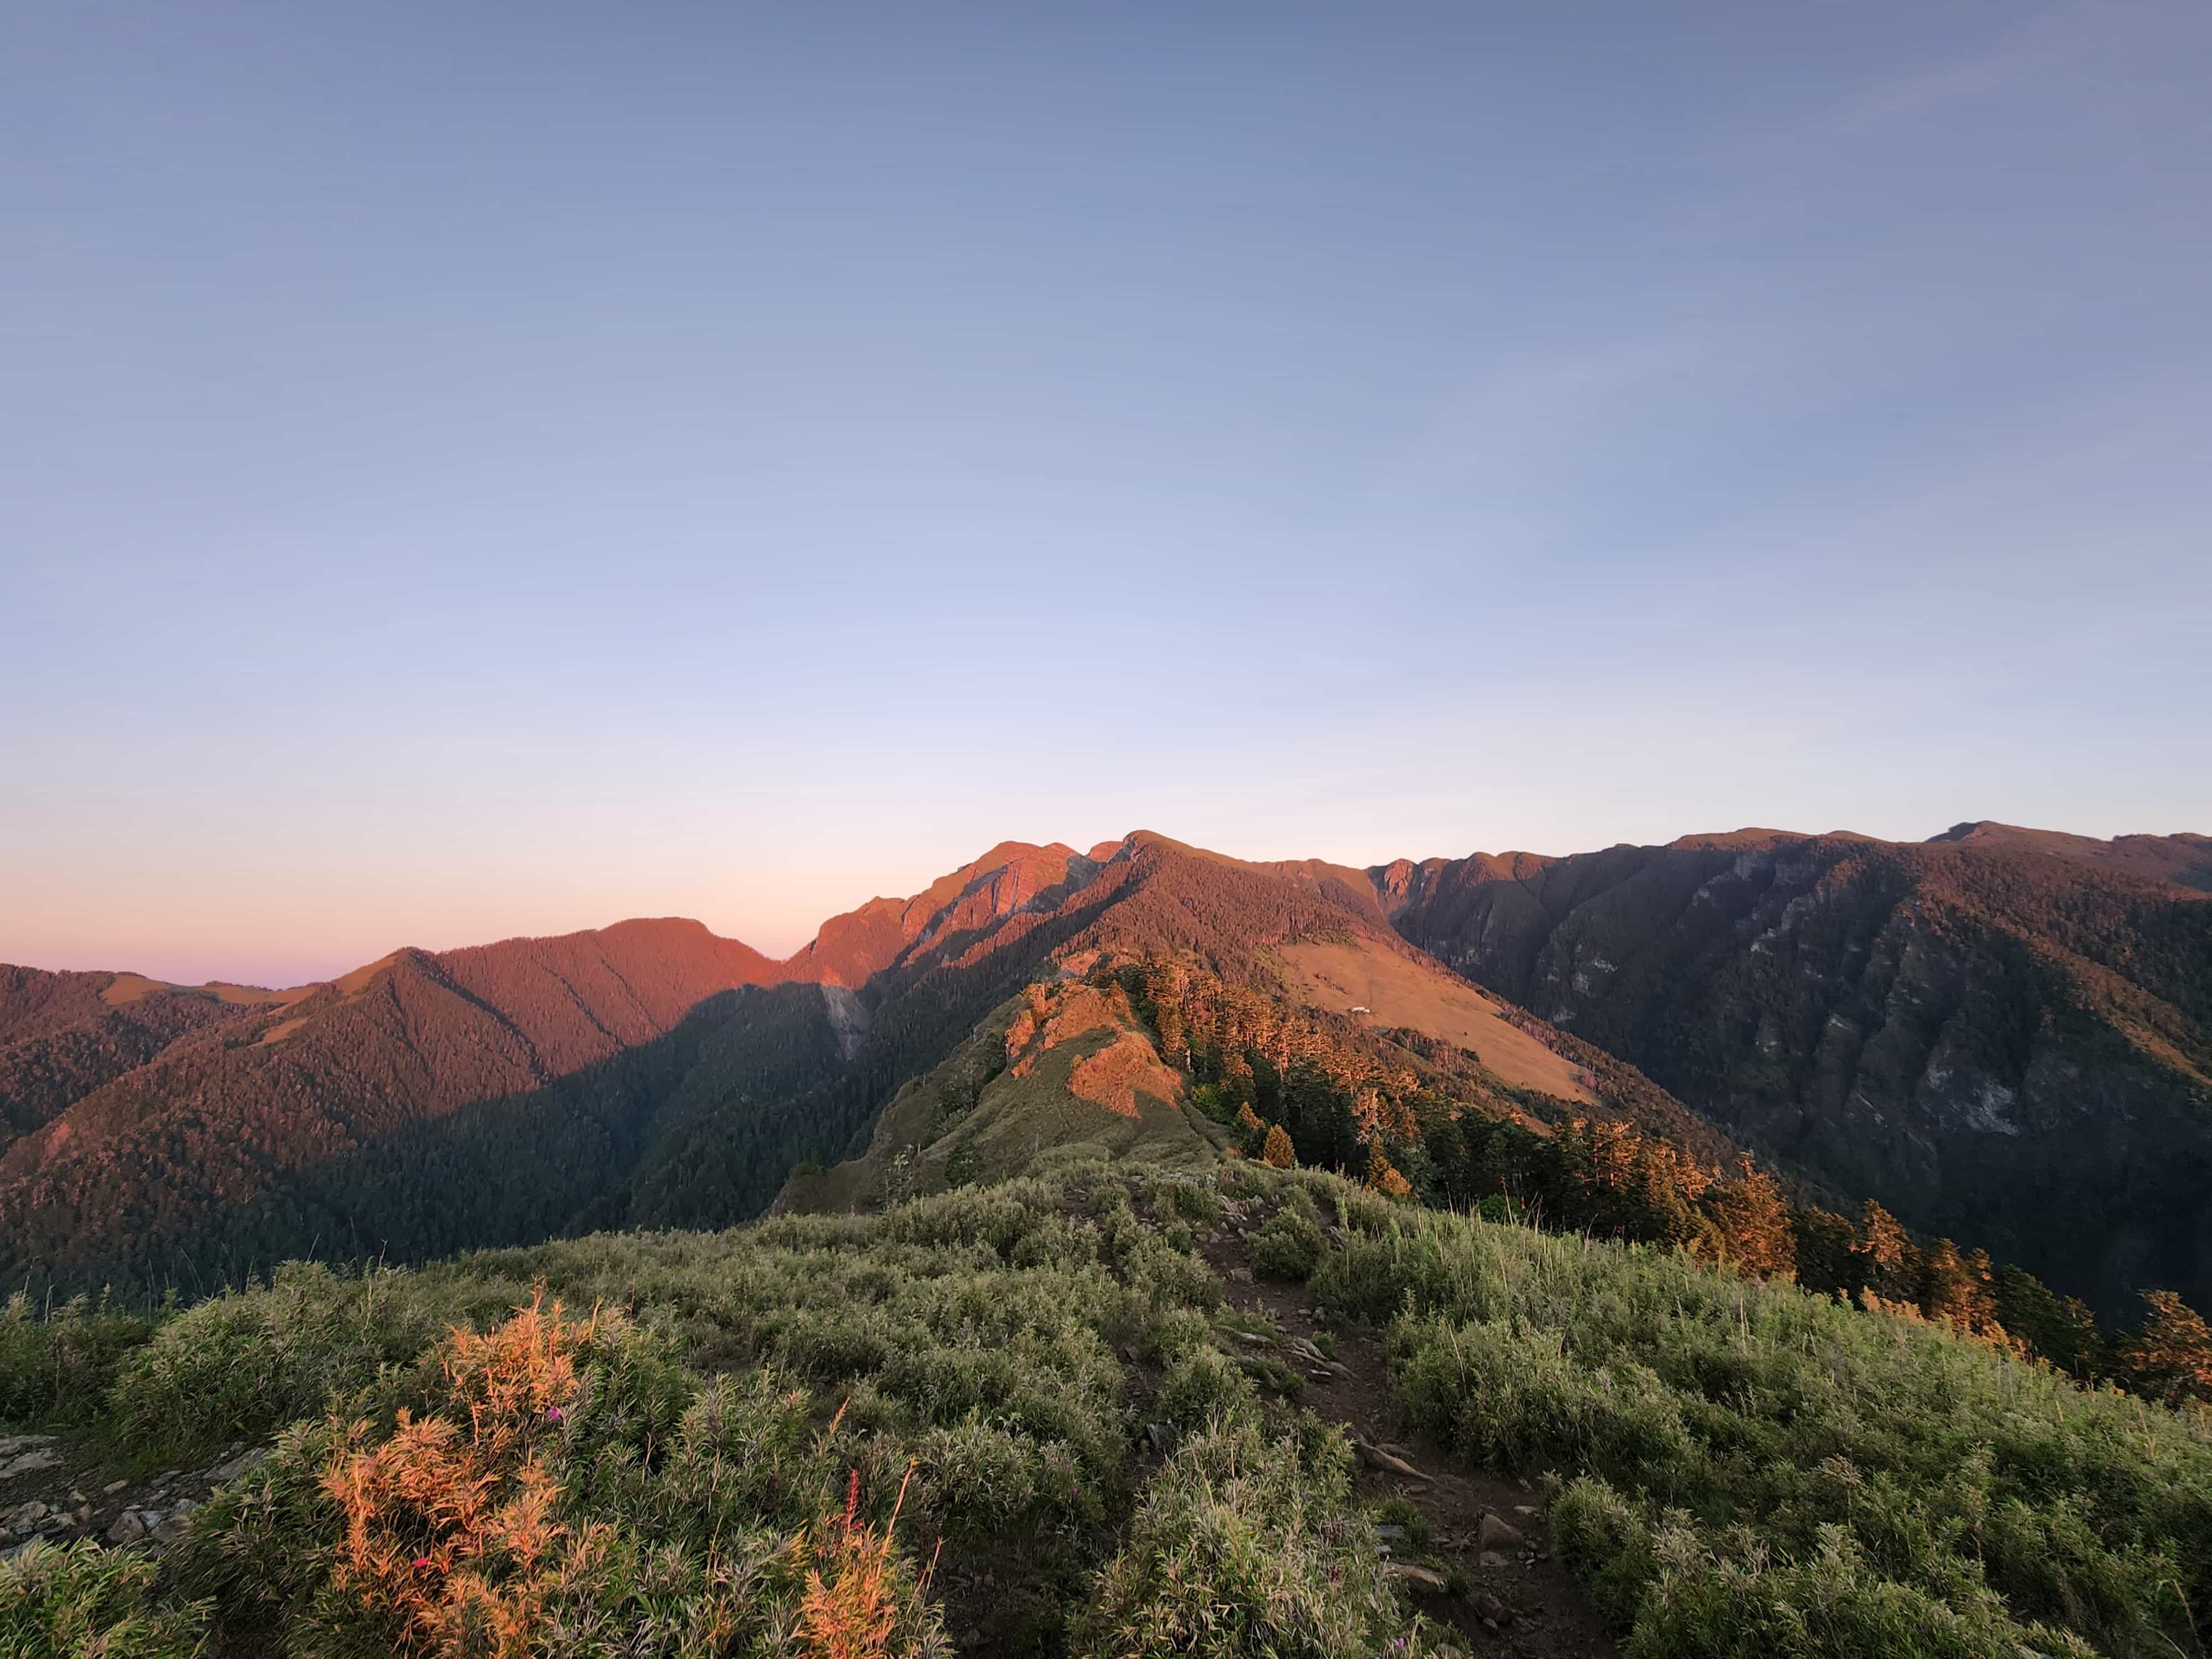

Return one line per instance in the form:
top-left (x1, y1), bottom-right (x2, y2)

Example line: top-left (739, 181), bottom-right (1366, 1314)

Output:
top-left (1376, 830), bottom-right (2212, 1316)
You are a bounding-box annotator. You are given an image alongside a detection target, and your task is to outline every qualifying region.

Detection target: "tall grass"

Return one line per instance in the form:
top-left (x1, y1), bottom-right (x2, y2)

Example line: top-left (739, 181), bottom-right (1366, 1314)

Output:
top-left (107, 1263), bottom-right (458, 1454)
top-left (0, 1290), bottom-right (157, 1428)
top-left (1307, 1191), bottom-right (2212, 1659)
top-left (0, 1540), bottom-right (210, 1658)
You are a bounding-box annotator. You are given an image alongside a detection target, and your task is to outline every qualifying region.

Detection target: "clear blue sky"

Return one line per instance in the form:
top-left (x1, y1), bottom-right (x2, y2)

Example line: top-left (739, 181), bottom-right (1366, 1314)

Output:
top-left (6, 2), bottom-right (2209, 984)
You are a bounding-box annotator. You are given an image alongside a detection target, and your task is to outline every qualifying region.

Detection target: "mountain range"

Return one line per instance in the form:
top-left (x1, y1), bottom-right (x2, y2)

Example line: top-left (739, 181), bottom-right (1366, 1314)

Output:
top-left (5, 820), bottom-right (2207, 1319)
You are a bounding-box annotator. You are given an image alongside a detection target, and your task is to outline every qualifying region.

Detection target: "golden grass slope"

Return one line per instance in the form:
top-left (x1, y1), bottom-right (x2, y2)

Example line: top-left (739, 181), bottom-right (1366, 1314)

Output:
top-left (1270, 936), bottom-right (1597, 1104)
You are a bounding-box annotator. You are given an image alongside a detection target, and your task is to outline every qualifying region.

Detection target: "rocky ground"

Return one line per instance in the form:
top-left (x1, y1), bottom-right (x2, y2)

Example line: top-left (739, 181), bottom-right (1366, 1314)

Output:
top-left (0, 1430), bottom-right (265, 1563)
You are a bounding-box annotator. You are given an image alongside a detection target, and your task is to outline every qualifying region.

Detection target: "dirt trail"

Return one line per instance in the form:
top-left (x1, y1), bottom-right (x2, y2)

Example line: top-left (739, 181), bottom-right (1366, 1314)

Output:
top-left (1199, 1223), bottom-right (1618, 1658)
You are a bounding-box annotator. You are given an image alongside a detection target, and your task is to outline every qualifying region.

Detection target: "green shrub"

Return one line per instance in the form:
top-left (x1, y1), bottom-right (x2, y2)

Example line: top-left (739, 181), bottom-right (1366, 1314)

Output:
top-left (1143, 1305), bottom-right (1216, 1363)
top-left (1373, 1494), bottom-right (1432, 1551)
top-left (1250, 1208), bottom-right (1324, 1281)
top-left (1142, 1174), bottom-right (1223, 1225)
top-left (1155, 1345), bottom-right (1260, 1431)
top-left (1072, 1417), bottom-right (1403, 1658)
top-left (879, 1177), bottom-right (1063, 1257)
top-left (178, 1301), bottom-right (949, 1659)
top-left (943, 1141), bottom-right (984, 1188)
top-left (107, 1264), bottom-right (448, 1455)
top-left (1310, 1224), bottom-right (1429, 1322)
top-left (1123, 1235), bottom-right (1222, 1311)
top-left (1349, 1194), bottom-right (2212, 1659)
top-left (164, 1416), bottom-right (350, 1646)
top-left (1608, 1512), bottom-right (2101, 1659)
top-left (914, 1408), bottom-right (1097, 1537)
top-left (0, 1291), bottom-right (158, 1428)
top-left (0, 1540), bottom-right (210, 1659)
top-left (1009, 1211), bottom-right (1103, 1271)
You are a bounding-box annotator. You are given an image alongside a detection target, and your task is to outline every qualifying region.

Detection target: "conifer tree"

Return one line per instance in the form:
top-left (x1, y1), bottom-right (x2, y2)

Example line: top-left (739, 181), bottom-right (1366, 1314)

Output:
top-left (1855, 1201), bottom-right (1921, 1308)
top-left (2121, 1290), bottom-right (2212, 1406)
top-left (1919, 1240), bottom-right (2011, 1348)
top-left (1222, 1053), bottom-right (1257, 1112)
top-left (1791, 1207), bottom-right (1861, 1300)
top-left (1992, 1266), bottom-right (2106, 1379)
top-left (1261, 1124), bottom-right (1297, 1169)
top-left (1364, 1140), bottom-right (1412, 1199)
top-left (1153, 1004), bottom-right (1186, 1068)
top-left (1703, 1156), bottom-right (1795, 1278)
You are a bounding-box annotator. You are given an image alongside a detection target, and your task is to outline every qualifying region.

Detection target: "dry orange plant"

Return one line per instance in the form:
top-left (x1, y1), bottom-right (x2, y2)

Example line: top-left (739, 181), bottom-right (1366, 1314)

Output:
top-left (322, 1291), bottom-right (605, 1657)
top-left (796, 1463), bottom-right (925, 1659)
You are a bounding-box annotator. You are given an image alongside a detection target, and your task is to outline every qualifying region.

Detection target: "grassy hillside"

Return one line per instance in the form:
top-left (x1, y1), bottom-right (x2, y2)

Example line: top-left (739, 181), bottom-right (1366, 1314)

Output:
top-left (1, 1166), bottom-right (1416, 1657)
top-left (781, 976), bottom-right (1229, 1216)
top-left (1300, 1172), bottom-right (2212, 1659)
top-left (5, 1155), bottom-right (2207, 1658)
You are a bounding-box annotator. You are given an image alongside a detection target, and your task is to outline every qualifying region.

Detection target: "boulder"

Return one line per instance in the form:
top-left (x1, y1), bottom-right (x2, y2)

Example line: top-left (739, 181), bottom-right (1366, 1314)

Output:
top-left (1477, 1512), bottom-right (1525, 1551)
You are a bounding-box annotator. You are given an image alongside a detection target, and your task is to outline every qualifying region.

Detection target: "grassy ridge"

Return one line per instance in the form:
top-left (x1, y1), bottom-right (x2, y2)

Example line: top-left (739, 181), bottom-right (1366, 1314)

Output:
top-left (1, 1165), bottom-right (1411, 1658)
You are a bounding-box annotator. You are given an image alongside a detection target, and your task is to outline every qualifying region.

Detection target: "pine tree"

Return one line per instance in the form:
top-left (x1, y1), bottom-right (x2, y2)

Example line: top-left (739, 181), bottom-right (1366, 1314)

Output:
top-left (1992, 1266), bottom-right (2105, 1380)
top-left (1364, 1140), bottom-right (1412, 1199)
top-left (1791, 1207), bottom-right (1861, 1300)
top-left (1222, 1053), bottom-right (1256, 1111)
top-left (2121, 1290), bottom-right (2212, 1406)
top-left (1702, 1157), bottom-right (1795, 1278)
top-left (1855, 1201), bottom-right (1921, 1308)
top-left (1261, 1124), bottom-right (1297, 1170)
top-left (1153, 1005), bottom-right (1186, 1068)
top-left (1919, 1240), bottom-right (2011, 1348)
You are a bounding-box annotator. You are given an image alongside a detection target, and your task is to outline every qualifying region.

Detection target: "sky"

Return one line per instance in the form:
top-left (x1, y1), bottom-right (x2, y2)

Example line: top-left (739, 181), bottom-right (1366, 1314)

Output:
top-left (4, 2), bottom-right (2209, 985)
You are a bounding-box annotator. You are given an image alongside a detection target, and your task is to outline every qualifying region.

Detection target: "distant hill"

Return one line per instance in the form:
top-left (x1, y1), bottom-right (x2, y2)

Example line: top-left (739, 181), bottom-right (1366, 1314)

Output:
top-left (0, 967), bottom-right (300, 1150)
top-left (0, 921), bottom-right (791, 1293)
top-left (1927, 819), bottom-right (2212, 893)
top-left (0, 841), bottom-right (1144, 1292)
top-left (1374, 825), bottom-right (2212, 1316)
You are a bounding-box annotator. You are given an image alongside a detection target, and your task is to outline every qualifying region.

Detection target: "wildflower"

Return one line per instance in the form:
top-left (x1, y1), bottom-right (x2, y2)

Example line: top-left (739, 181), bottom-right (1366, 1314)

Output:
top-left (546, 1405), bottom-right (564, 1423)
top-left (413, 1556), bottom-right (431, 1569)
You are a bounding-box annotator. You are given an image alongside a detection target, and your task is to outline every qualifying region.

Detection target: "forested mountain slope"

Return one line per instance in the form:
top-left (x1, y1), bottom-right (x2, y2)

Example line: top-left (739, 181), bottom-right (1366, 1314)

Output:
top-left (1931, 818), bottom-right (2212, 891)
top-left (1373, 825), bottom-right (2212, 1316)
top-left (0, 922), bottom-right (791, 1292)
top-left (0, 968), bottom-right (288, 1150)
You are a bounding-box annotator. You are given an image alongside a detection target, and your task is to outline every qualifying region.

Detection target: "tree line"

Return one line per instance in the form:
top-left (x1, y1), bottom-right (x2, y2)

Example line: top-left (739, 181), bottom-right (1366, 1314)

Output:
top-left (1101, 954), bottom-right (2212, 1407)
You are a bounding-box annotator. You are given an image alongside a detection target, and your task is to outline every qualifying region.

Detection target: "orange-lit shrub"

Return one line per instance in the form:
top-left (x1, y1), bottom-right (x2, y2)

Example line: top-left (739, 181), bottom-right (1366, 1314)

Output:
top-left (798, 1466), bottom-right (923, 1659)
top-left (322, 1292), bottom-right (607, 1656)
